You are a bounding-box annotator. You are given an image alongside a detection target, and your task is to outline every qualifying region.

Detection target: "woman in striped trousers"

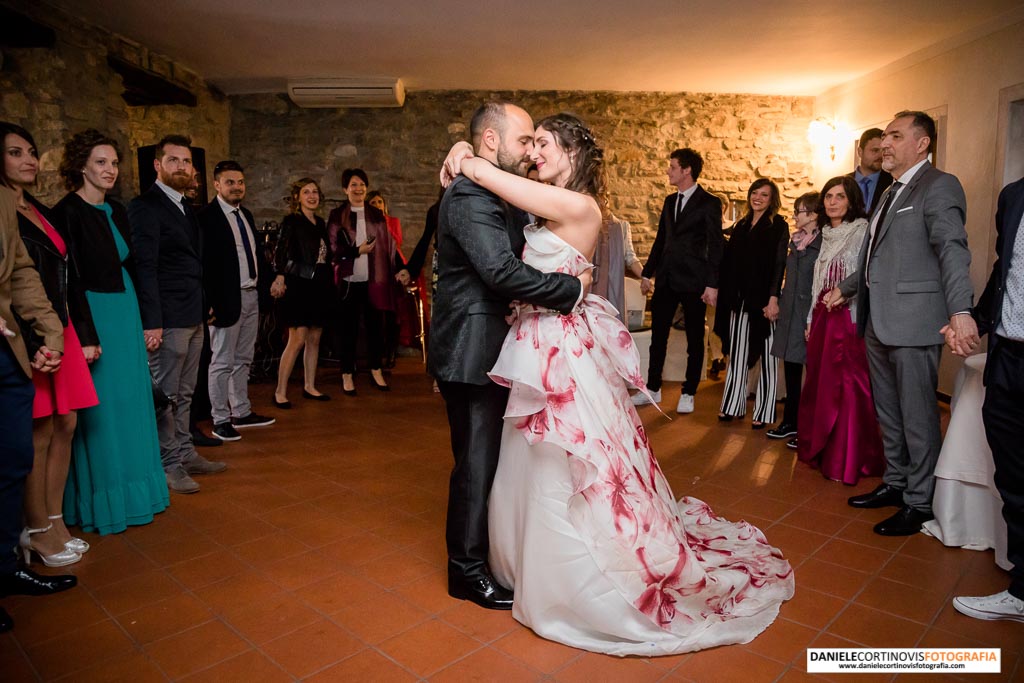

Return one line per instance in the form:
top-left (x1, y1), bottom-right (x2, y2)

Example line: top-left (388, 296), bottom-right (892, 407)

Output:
top-left (713, 179), bottom-right (790, 428)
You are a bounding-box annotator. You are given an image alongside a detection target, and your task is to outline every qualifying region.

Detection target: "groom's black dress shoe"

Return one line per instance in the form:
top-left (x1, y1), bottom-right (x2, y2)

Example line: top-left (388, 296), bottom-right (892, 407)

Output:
top-left (873, 505), bottom-right (934, 536)
top-left (847, 484), bottom-right (905, 509)
top-left (0, 568), bottom-right (77, 597)
top-left (448, 574), bottom-right (513, 610)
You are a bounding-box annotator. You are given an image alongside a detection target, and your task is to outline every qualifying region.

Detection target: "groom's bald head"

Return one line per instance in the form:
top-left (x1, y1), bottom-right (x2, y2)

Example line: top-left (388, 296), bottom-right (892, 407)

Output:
top-left (469, 101), bottom-right (535, 176)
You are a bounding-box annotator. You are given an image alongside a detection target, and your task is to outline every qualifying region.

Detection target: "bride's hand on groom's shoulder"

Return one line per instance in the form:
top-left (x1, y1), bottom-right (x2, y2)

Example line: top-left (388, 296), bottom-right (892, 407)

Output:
top-left (440, 141), bottom-right (475, 187)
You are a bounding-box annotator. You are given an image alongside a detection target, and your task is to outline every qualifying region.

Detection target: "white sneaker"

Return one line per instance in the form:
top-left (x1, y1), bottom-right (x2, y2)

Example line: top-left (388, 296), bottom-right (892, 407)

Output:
top-left (676, 394), bottom-right (695, 414)
top-left (953, 590), bottom-right (1024, 622)
top-left (631, 389), bottom-right (661, 406)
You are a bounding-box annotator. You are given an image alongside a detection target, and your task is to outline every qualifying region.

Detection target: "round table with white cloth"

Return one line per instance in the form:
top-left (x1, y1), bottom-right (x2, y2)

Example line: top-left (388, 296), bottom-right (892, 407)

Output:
top-left (922, 353), bottom-right (1010, 570)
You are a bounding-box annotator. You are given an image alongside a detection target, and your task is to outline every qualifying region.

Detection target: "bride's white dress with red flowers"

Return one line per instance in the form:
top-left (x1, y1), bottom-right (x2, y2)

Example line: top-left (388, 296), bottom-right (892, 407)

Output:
top-left (487, 225), bottom-right (795, 657)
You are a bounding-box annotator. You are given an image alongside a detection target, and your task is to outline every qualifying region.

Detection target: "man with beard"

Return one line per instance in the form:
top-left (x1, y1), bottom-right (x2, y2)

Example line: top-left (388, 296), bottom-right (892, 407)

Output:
top-left (198, 161), bottom-right (274, 442)
top-left (130, 135), bottom-right (226, 494)
top-left (847, 128), bottom-right (893, 215)
top-left (827, 111), bottom-right (975, 535)
top-left (428, 101), bottom-right (587, 609)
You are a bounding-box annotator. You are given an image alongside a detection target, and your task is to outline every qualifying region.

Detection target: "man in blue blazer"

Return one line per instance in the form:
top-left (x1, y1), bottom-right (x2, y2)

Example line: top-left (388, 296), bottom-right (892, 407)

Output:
top-left (129, 135), bottom-right (225, 494)
top-left (951, 177), bottom-right (1024, 622)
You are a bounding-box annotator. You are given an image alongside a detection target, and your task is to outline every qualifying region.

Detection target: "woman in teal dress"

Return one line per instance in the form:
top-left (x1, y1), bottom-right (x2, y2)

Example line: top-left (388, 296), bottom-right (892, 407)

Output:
top-left (51, 130), bottom-right (168, 535)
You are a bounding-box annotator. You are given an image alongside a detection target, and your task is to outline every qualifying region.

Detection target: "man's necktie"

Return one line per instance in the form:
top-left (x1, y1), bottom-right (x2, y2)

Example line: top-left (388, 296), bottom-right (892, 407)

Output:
top-left (868, 181), bottom-right (902, 257)
top-left (234, 209), bottom-right (257, 280)
top-left (859, 177), bottom-right (872, 211)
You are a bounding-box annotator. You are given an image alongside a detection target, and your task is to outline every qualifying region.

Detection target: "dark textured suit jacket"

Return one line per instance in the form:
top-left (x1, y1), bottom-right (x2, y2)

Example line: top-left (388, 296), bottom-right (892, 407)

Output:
top-left (198, 200), bottom-right (265, 328)
top-left (128, 184), bottom-right (203, 330)
top-left (846, 169), bottom-right (894, 216)
top-left (839, 161), bottom-right (973, 346)
top-left (427, 175), bottom-right (580, 385)
top-left (641, 185), bottom-right (724, 294)
top-left (975, 177), bottom-right (1024, 382)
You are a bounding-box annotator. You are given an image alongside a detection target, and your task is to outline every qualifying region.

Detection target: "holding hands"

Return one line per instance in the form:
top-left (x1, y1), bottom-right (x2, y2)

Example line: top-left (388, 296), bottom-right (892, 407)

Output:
top-left (762, 296), bottom-right (779, 323)
top-left (144, 328), bottom-right (162, 352)
top-left (31, 346), bottom-right (62, 373)
top-left (940, 313), bottom-right (981, 357)
top-left (270, 275), bottom-right (286, 299)
top-left (823, 287), bottom-right (846, 310)
top-left (395, 269), bottom-right (412, 286)
top-left (640, 277), bottom-right (653, 296)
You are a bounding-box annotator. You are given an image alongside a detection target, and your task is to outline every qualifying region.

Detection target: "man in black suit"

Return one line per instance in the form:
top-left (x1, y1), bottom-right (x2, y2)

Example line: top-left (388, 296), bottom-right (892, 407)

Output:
top-left (951, 177), bottom-right (1024, 622)
top-left (428, 101), bottom-right (586, 610)
top-left (197, 161), bottom-right (274, 443)
top-left (634, 148), bottom-right (723, 414)
top-left (130, 135), bottom-right (226, 494)
top-left (847, 128), bottom-right (893, 215)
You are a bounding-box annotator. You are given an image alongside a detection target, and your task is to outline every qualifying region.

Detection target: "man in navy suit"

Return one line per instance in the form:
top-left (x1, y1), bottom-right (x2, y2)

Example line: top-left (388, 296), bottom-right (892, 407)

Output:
top-left (129, 135), bottom-right (226, 494)
top-left (951, 177), bottom-right (1024, 622)
top-left (197, 161), bottom-right (274, 442)
top-left (634, 148), bottom-right (724, 414)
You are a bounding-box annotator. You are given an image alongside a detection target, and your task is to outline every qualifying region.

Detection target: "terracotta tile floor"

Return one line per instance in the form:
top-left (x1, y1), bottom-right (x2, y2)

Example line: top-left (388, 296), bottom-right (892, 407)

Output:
top-left (2, 360), bottom-right (1020, 682)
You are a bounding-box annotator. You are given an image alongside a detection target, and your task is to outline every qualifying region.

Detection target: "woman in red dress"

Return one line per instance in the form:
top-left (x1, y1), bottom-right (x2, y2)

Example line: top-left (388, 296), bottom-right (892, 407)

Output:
top-left (2, 122), bottom-right (98, 567)
top-left (797, 175), bottom-right (884, 484)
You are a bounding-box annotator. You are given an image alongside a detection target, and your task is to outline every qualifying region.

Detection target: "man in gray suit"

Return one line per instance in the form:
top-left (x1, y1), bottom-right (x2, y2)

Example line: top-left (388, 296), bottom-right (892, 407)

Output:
top-left (826, 110), bottom-right (977, 536)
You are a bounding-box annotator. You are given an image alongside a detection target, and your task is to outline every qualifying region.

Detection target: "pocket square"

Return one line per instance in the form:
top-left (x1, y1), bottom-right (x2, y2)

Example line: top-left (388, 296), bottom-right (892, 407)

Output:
top-left (896, 206), bottom-right (914, 214)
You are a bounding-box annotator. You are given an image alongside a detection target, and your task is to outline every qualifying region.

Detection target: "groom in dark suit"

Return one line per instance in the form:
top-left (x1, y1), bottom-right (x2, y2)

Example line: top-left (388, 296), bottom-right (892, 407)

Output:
top-left (952, 176), bottom-right (1024, 621)
top-left (635, 148), bottom-right (723, 414)
top-left (830, 111), bottom-right (975, 536)
top-left (428, 101), bottom-right (585, 610)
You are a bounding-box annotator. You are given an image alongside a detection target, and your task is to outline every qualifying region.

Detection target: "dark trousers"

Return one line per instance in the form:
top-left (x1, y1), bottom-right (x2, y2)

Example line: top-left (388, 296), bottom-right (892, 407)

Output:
top-left (648, 287), bottom-right (706, 395)
top-left (337, 281), bottom-right (384, 374)
top-left (983, 337), bottom-right (1024, 600)
top-left (438, 379), bottom-right (510, 582)
top-left (782, 360), bottom-right (804, 426)
top-left (0, 342), bottom-right (35, 574)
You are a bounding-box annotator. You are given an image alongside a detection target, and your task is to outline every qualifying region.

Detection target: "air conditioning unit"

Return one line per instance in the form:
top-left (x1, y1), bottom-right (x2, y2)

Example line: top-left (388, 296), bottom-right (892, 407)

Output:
top-left (286, 78), bottom-right (406, 108)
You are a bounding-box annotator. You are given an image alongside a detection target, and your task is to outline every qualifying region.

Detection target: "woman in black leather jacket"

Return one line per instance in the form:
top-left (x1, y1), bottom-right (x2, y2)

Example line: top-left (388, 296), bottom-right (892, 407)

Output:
top-left (2, 121), bottom-right (97, 567)
top-left (270, 178), bottom-right (334, 406)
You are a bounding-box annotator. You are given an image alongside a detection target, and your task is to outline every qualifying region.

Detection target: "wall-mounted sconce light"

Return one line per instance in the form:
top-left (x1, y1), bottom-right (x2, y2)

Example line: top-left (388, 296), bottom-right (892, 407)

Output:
top-left (807, 118), bottom-right (838, 161)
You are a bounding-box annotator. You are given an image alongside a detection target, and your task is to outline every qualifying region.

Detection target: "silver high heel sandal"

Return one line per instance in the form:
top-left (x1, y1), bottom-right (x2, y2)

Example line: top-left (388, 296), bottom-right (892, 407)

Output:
top-left (49, 514), bottom-right (90, 554)
top-left (20, 524), bottom-right (82, 567)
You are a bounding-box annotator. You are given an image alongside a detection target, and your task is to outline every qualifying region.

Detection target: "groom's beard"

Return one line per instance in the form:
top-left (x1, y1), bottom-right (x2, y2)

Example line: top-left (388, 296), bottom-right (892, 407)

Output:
top-left (496, 146), bottom-right (530, 177)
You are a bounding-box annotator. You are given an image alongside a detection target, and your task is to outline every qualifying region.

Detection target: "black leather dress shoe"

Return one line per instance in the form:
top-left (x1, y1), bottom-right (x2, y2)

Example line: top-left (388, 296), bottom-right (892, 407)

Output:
top-left (766, 423), bottom-right (797, 439)
top-left (190, 427), bottom-right (223, 448)
top-left (847, 483), bottom-right (905, 509)
top-left (448, 574), bottom-right (513, 610)
top-left (0, 568), bottom-right (77, 597)
top-left (873, 505), bottom-right (934, 536)
top-left (0, 607), bottom-right (12, 632)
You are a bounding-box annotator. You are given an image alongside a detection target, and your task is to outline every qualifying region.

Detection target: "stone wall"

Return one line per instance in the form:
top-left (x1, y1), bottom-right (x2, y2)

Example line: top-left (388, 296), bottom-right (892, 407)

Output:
top-left (231, 91), bottom-right (816, 261)
top-left (0, 1), bottom-right (229, 206)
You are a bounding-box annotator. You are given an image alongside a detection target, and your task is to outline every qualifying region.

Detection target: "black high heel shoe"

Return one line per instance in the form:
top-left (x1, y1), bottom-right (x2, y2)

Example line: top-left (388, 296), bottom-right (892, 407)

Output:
top-left (272, 396), bottom-right (291, 409)
top-left (370, 370), bottom-right (390, 392)
top-left (302, 389), bottom-right (331, 401)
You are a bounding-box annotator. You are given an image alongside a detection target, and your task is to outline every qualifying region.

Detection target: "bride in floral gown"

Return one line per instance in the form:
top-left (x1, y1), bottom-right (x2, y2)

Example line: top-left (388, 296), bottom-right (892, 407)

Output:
top-left (442, 113), bottom-right (794, 657)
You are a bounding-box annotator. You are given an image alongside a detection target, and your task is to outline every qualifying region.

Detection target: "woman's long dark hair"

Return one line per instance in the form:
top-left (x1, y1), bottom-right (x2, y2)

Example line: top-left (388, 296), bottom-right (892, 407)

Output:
top-left (816, 176), bottom-right (867, 228)
top-left (534, 113), bottom-right (608, 217)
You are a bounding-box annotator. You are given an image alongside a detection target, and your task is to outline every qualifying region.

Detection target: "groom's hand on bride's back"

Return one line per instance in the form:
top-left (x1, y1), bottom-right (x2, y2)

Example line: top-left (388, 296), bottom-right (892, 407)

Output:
top-left (578, 269), bottom-right (593, 296)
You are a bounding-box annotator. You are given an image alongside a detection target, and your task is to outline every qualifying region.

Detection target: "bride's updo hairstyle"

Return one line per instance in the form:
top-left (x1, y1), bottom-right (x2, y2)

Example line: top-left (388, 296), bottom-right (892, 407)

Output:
top-left (535, 113), bottom-right (608, 216)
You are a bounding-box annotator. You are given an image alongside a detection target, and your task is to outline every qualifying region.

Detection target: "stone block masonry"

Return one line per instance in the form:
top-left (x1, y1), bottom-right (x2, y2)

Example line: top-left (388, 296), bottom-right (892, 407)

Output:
top-left (230, 91), bottom-right (816, 265)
